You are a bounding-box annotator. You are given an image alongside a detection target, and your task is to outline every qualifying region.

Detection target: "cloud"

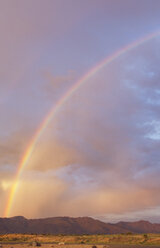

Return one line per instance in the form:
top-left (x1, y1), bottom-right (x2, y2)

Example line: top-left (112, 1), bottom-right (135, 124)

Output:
top-left (0, 129), bottom-right (34, 170)
top-left (10, 172), bottom-right (160, 218)
top-left (0, 0), bottom-right (83, 100)
top-left (6, 38), bottom-right (160, 219)
top-left (10, 175), bottom-right (67, 218)
top-left (44, 70), bottom-right (77, 98)
top-left (1, 2), bottom-right (160, 219)
top-left (45, 70), bottom-right (76, 88)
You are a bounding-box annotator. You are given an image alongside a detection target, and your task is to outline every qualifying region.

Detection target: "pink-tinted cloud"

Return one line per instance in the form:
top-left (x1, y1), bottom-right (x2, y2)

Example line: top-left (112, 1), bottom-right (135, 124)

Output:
top-left (6, 39), bottom-right (160, 219)
top-left (1, 0), bottom-right (160, 221)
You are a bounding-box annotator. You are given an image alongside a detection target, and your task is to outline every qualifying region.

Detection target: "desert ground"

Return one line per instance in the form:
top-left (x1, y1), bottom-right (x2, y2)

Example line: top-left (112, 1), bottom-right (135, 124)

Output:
top-left (0, 234), bottom-right (160, 247)
top-left (0, 243), bottom-right (159, 248)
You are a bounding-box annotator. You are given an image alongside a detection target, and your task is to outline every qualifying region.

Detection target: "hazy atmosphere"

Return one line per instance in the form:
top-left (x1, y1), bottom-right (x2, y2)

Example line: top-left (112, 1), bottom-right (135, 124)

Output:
top-left (1, 0), bottom-right (160, 223)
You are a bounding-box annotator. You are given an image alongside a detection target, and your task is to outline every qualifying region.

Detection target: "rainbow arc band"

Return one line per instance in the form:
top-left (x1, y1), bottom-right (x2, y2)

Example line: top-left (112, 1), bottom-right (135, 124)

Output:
top-left (4, 30), bottom-right (160, 217)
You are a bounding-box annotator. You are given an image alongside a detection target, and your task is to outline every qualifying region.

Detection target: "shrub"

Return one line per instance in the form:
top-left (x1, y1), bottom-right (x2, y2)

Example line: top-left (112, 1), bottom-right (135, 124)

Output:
top-left (32, 241), bottom-right (41, 246)
top-left (143, 234), bottom-right (148, 240)
top-left (92, 245), bottom-right (97, 248)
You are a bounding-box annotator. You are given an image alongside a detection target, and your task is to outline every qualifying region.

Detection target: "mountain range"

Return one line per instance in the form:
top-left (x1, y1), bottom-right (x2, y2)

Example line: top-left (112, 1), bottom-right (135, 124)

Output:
top-left (0, 216), bottom-right (160, 234)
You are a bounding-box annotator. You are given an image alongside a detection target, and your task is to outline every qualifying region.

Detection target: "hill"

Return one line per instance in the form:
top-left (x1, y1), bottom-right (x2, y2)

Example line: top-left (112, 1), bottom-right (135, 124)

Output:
top-left (0, 216), bottom-right (160, 234)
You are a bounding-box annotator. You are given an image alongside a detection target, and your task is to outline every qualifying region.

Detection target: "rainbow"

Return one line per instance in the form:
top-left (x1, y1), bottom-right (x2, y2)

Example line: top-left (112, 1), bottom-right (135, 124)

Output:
top-left (4, 30), bottom-right (160, 217)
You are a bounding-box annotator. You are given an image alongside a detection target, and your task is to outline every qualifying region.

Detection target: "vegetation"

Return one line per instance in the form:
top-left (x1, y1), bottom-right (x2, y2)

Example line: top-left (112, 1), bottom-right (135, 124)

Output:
top-left (0, 233), bottom-right (160, 246)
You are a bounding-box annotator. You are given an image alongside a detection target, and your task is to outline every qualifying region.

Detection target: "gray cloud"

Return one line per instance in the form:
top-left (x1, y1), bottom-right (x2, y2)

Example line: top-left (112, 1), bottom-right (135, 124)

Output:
top-left (8, 38), bottom-right (160, 218)
top-left (1, 1), bottom-right (160, 219)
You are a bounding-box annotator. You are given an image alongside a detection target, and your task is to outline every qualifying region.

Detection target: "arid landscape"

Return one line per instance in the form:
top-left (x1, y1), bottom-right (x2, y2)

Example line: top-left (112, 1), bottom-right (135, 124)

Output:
top-left (0, 234), bottom-right (160, 247)
top-left (1, 217), bottom-right (160, 247)
top-left (0, 245), bottom-right (159, 248)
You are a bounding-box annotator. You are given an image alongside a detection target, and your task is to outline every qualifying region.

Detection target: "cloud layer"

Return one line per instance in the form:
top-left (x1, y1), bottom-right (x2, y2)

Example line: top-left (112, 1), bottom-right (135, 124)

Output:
top-left (1, 0), bottom-right (160, 221)
top-left (6, 39), bottom-right (160, 219)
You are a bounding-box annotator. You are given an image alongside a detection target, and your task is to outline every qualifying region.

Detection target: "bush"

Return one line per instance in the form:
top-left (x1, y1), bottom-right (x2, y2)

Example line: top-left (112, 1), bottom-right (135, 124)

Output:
top-left (32, 241), bottom-right (41, 246)
top-left (143, 234), bottom-right (148, 240)
top-left (92, 245), bottom-right (97, 248)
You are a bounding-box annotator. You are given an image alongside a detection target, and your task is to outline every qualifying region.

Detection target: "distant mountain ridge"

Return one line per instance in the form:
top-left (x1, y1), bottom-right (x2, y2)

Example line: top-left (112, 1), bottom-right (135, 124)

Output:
top-left (0, 216), bottom-right (160, 234)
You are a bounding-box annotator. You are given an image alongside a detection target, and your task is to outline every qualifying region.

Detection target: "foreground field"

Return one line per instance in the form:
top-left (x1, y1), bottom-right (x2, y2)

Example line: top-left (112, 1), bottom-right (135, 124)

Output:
top-left (0, 244), bottom-right (159, 248)
top-left (0, 234), bottom-right (160, 247)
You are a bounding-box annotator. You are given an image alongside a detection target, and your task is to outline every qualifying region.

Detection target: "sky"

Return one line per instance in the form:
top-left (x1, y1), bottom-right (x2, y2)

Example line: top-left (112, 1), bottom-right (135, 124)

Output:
top-left (1, 0), bottom-right (160, 223)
